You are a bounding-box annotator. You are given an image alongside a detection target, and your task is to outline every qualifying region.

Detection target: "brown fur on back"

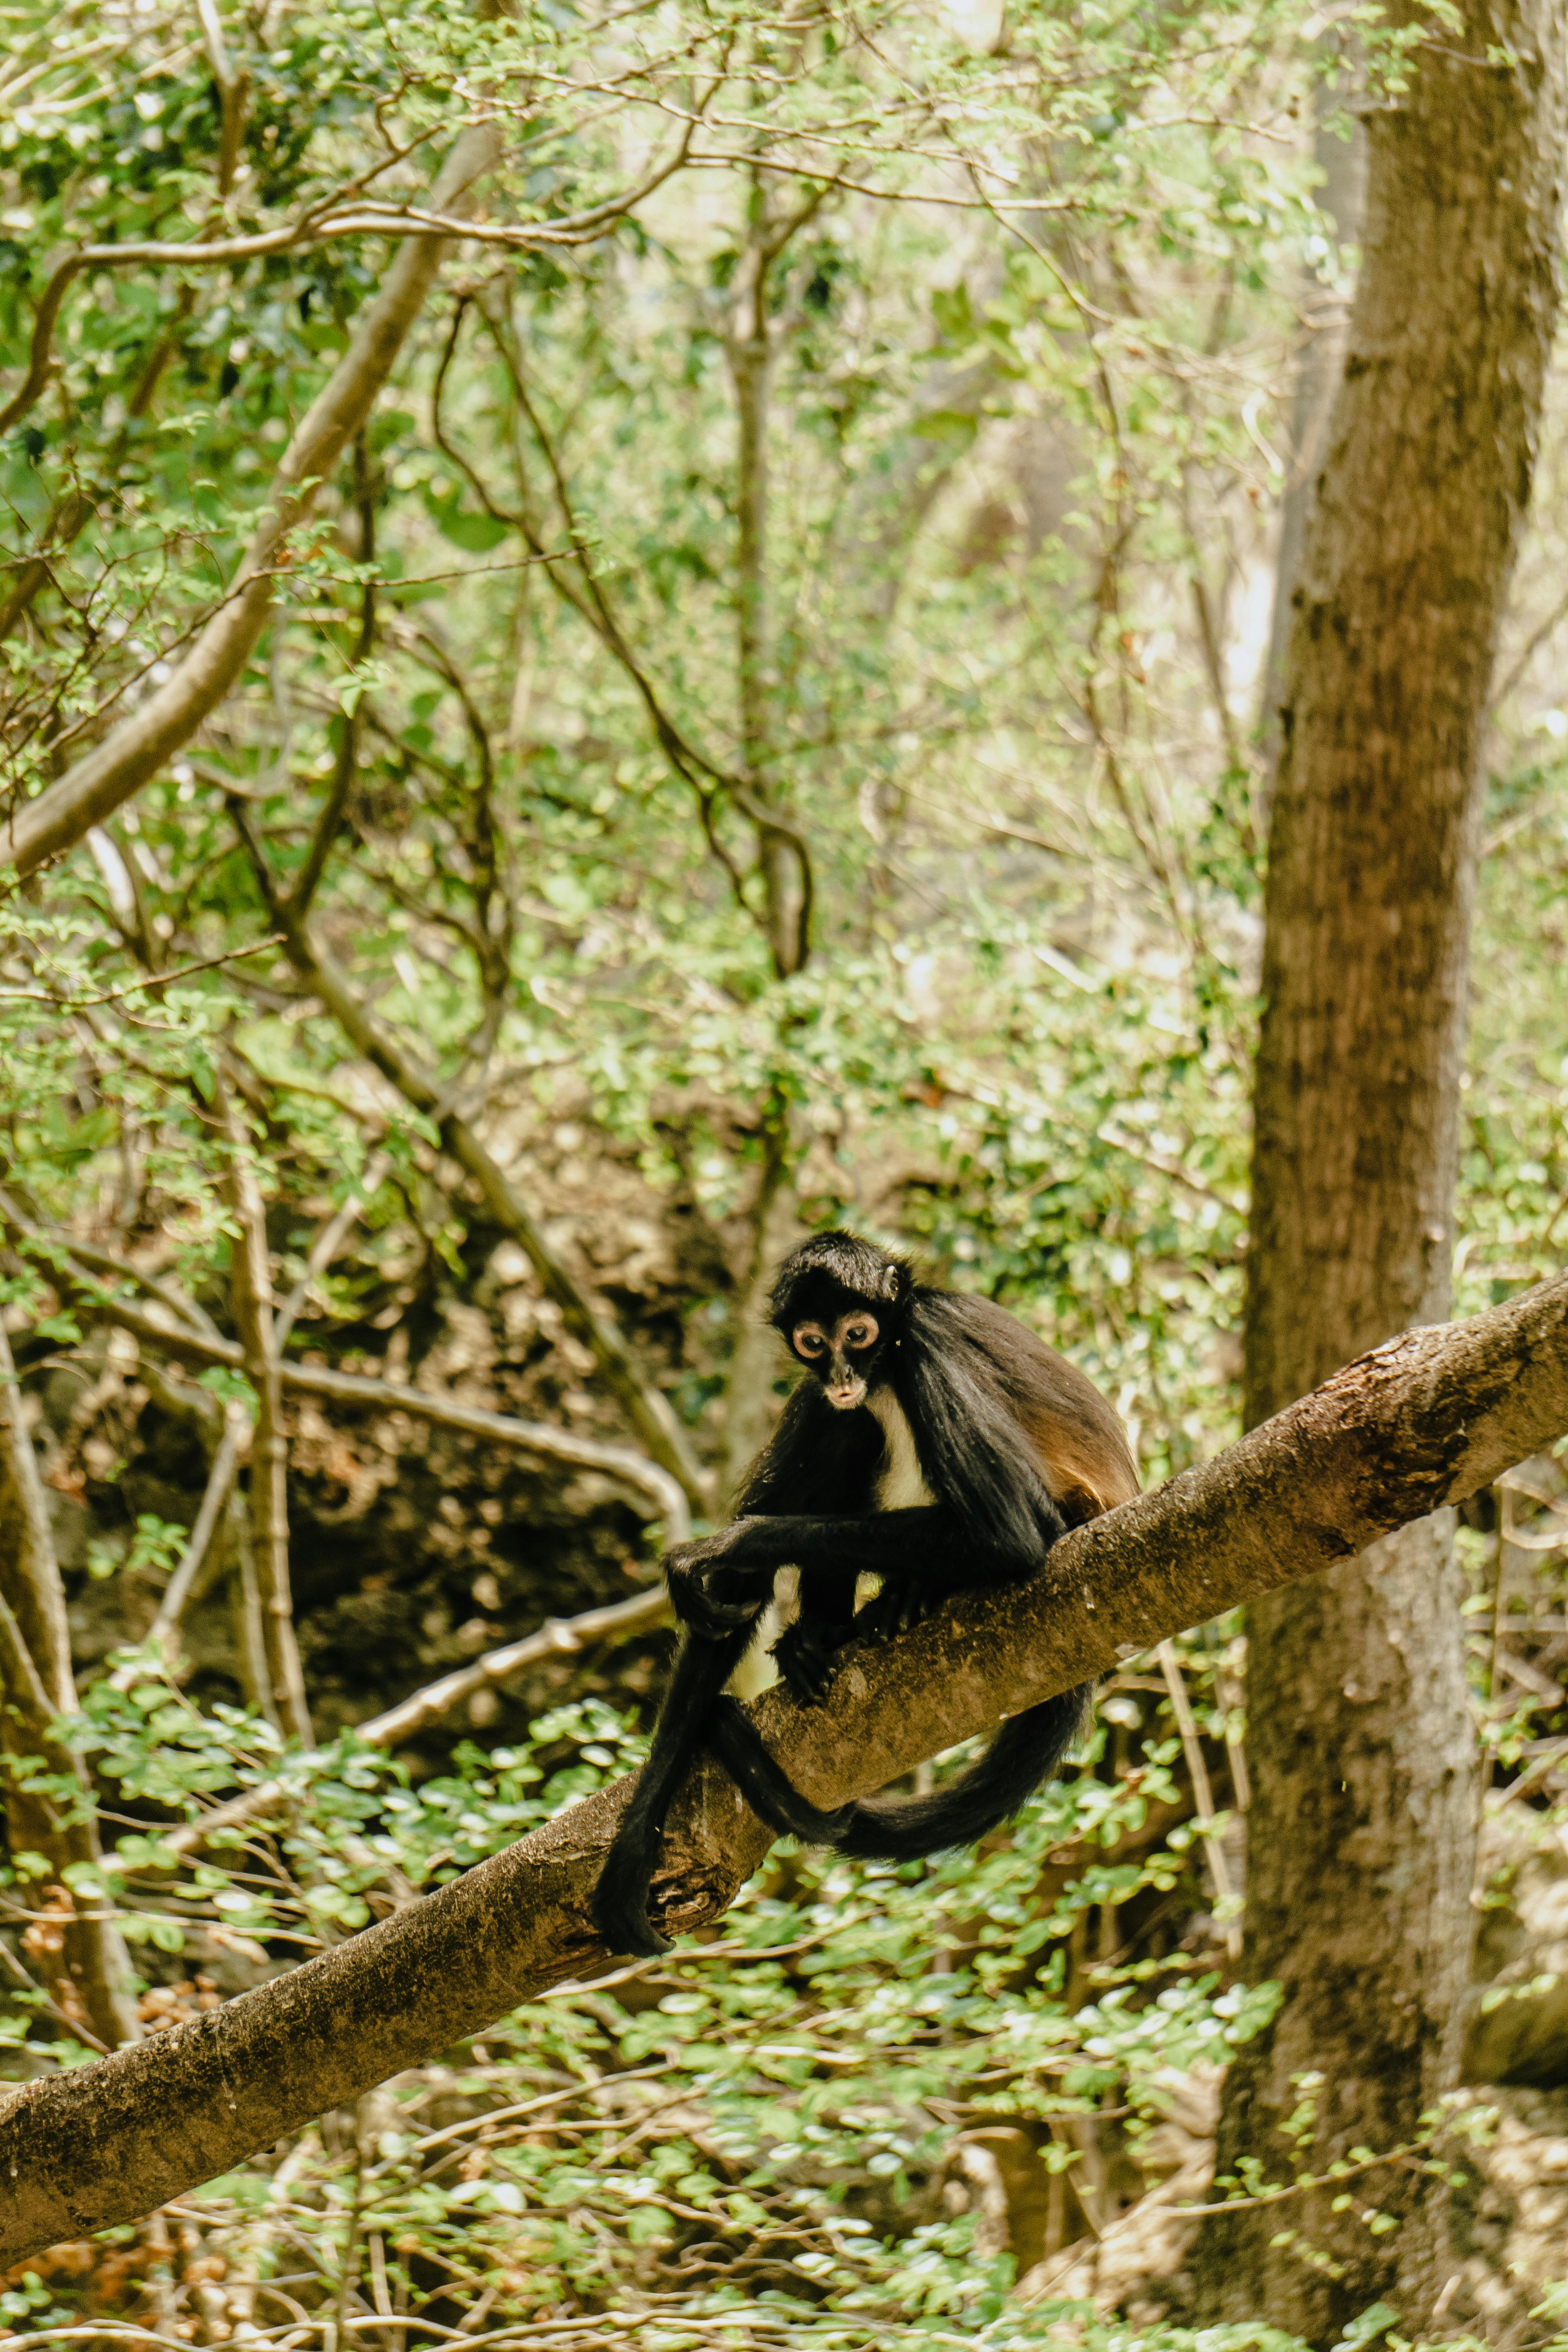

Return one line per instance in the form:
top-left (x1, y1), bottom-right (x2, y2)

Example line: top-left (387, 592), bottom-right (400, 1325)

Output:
top-left (938, 1292), bottom-right (1140, 1524)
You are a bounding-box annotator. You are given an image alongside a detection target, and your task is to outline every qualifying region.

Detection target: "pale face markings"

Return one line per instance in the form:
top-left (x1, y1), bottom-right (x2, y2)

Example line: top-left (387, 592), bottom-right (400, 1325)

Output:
top-left (792, 1311), bottom-right (883, 1408)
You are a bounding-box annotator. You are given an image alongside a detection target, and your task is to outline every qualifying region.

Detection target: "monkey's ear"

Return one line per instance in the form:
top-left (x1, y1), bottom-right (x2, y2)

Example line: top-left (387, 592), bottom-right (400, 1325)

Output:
top-left (880, 1260), bottom-right (911, 1302)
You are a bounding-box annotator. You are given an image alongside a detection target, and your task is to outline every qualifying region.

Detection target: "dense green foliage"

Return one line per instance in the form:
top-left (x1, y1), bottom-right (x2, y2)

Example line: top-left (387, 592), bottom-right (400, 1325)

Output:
top-left (1, 0), bottom-right (1567, 2341)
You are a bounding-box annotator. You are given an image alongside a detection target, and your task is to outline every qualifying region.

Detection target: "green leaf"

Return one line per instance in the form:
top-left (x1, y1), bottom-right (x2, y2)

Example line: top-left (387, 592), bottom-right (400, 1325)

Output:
top-left (912, 408), bottom-right (978, 450)
top-left (932, 283), bottom-right (975, 343)
top-left (425, 493), bottom-right (509, 553)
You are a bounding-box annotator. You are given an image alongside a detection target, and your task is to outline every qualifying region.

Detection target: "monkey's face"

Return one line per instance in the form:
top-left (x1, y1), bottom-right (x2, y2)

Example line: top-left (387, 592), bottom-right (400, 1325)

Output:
top-left (788, 1296), bottom-right (885, 1410)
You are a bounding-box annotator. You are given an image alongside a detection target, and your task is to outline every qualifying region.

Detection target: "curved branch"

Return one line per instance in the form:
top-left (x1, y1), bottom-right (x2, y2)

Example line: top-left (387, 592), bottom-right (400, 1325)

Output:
top-left (225, 822), bottom-right (711, 1506)
top-left (450, 303), bottom-right (818, 932)
top-left (3, 1269), bottom-right (1567, 2256)
top-left (144, 1581), bottom-right (674, 1866)
top-left (0, 257), bottom-right (87, 435)
top-left (0, 130), bottom-right (696, 445)
top-left (0, 1204), bottom-right (689, 1528)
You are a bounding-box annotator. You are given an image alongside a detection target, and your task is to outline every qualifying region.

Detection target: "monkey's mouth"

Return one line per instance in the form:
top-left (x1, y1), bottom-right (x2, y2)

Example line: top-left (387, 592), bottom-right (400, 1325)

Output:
top-left (826, 1377), bottom-right (867, 1410)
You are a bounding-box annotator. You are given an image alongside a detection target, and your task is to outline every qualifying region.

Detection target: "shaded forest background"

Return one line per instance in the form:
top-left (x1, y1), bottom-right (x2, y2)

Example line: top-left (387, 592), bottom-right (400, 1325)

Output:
top-left (2, 0), bottom-right (1568, 2343)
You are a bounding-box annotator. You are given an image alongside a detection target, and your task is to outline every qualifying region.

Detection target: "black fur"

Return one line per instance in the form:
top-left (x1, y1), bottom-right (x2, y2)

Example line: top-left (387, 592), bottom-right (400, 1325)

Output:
top-left (590, 1232), bottom-right (1117, 1956)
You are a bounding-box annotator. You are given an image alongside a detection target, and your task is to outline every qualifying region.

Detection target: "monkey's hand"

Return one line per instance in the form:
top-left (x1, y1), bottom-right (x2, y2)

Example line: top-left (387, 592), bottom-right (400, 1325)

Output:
top-left (664, 1526), bottom-right (773, 1638)
top-left (770, 1617), bottom-right (839, 1708)
top-left (853, 1574), bottom-right (944, 1645)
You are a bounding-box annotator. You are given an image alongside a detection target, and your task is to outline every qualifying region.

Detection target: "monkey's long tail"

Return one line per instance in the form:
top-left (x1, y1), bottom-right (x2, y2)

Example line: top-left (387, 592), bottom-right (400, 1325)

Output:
top-left (709, 1683), bottom-right (1091, 1862)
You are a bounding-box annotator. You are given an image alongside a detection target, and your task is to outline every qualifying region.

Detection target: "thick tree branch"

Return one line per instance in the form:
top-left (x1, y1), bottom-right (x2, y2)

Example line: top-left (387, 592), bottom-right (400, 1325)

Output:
top-left (2, 1272), bottom-right (1566, 2256)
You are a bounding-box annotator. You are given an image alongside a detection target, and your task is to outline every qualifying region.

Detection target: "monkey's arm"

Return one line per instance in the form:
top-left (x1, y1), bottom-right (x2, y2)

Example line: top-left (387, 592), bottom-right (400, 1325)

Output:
top-left (666, 1507), bottom-right (950, 1630)
top-left (850, 1507), bottom-right (1060, 1640)
top-left (666, 1505), bottom-right (1053, 1641)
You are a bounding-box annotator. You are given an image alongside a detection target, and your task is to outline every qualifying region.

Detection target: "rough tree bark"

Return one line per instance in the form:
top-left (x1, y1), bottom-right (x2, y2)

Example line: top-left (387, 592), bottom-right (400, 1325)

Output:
top-left (2, 1270), bottom-right (1566, 2260)
top-left (1196, 3), bottom-right (1567, 2336)
top-left (1255, 76), bottom-right (1365, 775)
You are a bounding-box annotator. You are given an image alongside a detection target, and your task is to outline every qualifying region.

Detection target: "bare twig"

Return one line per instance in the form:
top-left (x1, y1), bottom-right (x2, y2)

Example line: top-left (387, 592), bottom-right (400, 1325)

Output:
top-left (1157, 1639), bottom-right (1240, 1960)
top-left (0, 935), bottom-right (285, 1009)
top-left (115, 1407), bottom-right (248, 1682)
top-left (215, 1069), bottom-right (312, 1745)
top-left (0, 1190), bottom-right (690, 1525)
top-left (272, 1149), bottom-right (391, 1354)
top-left (0, 125), bottom-right (697, 451)
top-left (229, 824), bottom-right (710, 1506)
top-left (148, 1580), bottom-right (674, 1864)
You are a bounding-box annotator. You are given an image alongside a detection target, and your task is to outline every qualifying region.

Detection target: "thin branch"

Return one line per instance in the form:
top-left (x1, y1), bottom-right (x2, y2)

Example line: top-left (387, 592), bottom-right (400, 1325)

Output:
top-left (229, 815), bottom-right (710, 1506)
top-left (0, 1198), bottom-right (690, 1525)
top-left (194, 0), bottom-right (250, 198)
top-left (0, 934), bottom-right (285, 1009)
top-left (0, 1579), bottom-right (63, 1738)
top-left (214, 1067), bottom-right (312, 1746)
top-left (1488, 579), bottom-right (1568, 715)
top-left (287, 436), bottom-right (377, 921)
top-left (147, 1582), bottom-right (674, 1865)
top-left (272, 1149), bottom-right (390, 1354)
top-left (116, 1408), bottom-right (247, 1681)
top-left (1156, 1639), bottom-right (1240, 1960)
top-left (0, 127), bottom-right (697, 447)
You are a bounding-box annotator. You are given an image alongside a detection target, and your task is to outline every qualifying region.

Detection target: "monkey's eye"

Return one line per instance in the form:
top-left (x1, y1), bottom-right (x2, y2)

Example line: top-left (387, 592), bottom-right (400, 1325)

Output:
top-left (843, 1318), bottom-right (878, 1351)
top-left (793, 1329), bottom-right (825, 1356)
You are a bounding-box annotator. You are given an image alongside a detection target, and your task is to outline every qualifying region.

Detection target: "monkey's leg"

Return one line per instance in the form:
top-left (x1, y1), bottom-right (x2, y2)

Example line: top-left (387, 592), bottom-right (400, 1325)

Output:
top-left (714, 1572), bottom-right (863, 1838)
top-left (592, 1621), bottom-right (757, 1957)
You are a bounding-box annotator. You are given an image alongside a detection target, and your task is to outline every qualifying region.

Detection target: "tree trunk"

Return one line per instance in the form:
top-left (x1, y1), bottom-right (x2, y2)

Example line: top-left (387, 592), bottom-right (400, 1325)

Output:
top-left (1255, 77), bottom-right (1365, 776)
top-left (1197, 4), bottom-right (1566, 2336)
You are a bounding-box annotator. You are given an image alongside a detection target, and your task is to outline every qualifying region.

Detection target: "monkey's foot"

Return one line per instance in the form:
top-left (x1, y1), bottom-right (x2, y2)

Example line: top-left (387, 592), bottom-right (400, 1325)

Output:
top-left (591, 1855), bottom-right (673, 1958)
top-left (771, 1620), bottom-right (838, 1707)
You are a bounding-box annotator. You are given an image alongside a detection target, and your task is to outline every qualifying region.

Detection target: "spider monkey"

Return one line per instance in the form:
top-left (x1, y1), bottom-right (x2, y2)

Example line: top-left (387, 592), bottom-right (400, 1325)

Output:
top-left (592, 1230), bottom-right (1140, 1957)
